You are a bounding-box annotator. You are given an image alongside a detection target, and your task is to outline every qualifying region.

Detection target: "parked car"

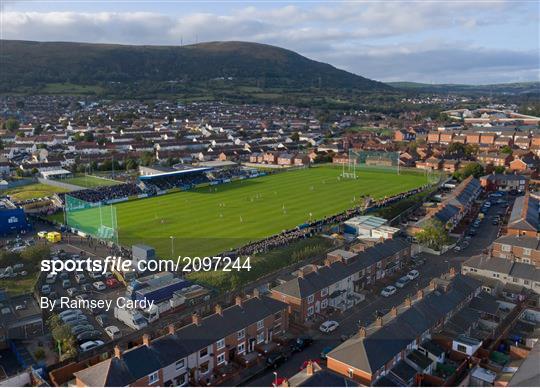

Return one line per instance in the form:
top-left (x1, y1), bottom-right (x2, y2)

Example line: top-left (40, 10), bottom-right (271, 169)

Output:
top-left (62, 279), bottom-right (71, 289)
top-left (67, 287), bottom-right (79, 297)
top-left (41, 284), bottom-right (52, 295)
top-left (45, 273), bottom-right (57, 284)
top-left (80, 340), bottom-right (104, 352)
top-left (81, 283), bottom-right (93, 292)
top-left (37, 231), bottom-right (48, 238)
top-left (75, 273), bottom-right (86, 284)
top-left (407, 270), bottom-right (420, 280)
top-left (93, 281), bottom-right (106, 291)
top-left (319, 320), bottom-right (339, 333)
top-left (77, 330), bottom-right (102, 343)
top-left (266, 352), bottom-right (288, 369)
top-left (105, 278), bottom-right (120, 288)
top-left (71, 324), bottom-right (94, 336)
top-left (105, 325), bottom-right (121, 340)
top-left (59, 309), bottom-right (82, 319)
top-left (290, 336), bottom-right (314, 352)
top-left (381, 285), bottom-right (397, 297)
top-left (395, 276), bottom-right (410, 288)
top-left (62, 314), bottom-right (88, 325)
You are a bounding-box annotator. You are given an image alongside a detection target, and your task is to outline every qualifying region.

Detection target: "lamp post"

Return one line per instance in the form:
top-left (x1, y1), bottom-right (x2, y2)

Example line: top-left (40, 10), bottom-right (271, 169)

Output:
top-left (273, 372), bottom-right (278, 387)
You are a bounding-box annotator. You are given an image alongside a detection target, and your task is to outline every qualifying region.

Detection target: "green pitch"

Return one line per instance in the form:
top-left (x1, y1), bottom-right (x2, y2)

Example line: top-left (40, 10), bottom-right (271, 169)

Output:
top-left (58, 174), bottom-right (121, 188)
top-left (110, 166), bottom-right (430, 257)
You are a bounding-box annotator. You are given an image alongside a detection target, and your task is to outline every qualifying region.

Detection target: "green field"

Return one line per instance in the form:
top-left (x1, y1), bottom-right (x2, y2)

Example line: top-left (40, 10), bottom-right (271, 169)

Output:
top-left (57, 174), bottom-right (121, 188)
top-left (2, 183), bottom-right (69, 201)
top-left (68, 166), bottom-right (430, 257)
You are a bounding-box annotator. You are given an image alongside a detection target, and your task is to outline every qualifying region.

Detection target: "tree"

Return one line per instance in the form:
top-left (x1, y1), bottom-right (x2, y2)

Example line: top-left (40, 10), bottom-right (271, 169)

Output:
top-left (415, 220), bottom-right (451, 251)
top-left (290, 132), bottom-right (300, 142)
top-left (500, 145), bottom-right (513, 155)
top-left (494, 166), bottom-right (506, 174)
top-left (454, 162), bottom-right (484, 180)
top-left (5, 118), bottom-right (20, 131)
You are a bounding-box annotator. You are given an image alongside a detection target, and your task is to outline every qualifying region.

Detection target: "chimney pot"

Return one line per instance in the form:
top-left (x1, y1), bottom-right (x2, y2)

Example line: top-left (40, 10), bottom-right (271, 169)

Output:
top-left (405, 297), bottom-right (412, 308)
top-left (429, 279), bottom-right (437, 291)
top-left (215, 304), bottom-right (223, 316)
top-left (253, 288), bottom-right (260, 299)
top-left (449, 267), bottom-right (456, 278)
top-left (306, 361), bottom-right (314, 376)
top-left (114, 345), bottom-right (122, 358)
top-left (376, 316), bottom-right (383, 327)
top-left (391, 306), bottom-right (398, 317)
top-left (142, 333), bottom-right (151, 346)
top-left (168, 323), bottom-right (175, 335)
top-left (324, 259), bottom-right (331, 267)
top-left (358, 326), bottom-right (367, 338)
top-left (417, 289), bottom-right (424, 300)
top-left (235, 295), bottom-right (243, 307)
top-left (192, 312), bottom-right (201, 326)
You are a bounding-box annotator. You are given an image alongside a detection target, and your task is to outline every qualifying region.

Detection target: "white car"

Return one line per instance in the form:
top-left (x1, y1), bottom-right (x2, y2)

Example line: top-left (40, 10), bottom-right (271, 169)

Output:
top-left (407, 270), bottom-right (420, 280)
top-left (381, 285), bottom-right (397, 297)
top-left (37, 231), bottom-right (48, 238)
top-left (395, 276), bottom-right (410, 289)
top-left (319, 320), bottom-right (339, 333)
top-left (105, 325), bottom-right (121, 340)
top-left (93, 281), bottom-right (106, 291)
top-left (80, 340), bottom-right (105, 352)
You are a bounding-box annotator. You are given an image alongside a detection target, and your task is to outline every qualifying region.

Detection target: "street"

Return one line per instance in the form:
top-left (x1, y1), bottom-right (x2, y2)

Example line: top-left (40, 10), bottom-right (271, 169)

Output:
top-left (244, 198), bottom-right (504, 386)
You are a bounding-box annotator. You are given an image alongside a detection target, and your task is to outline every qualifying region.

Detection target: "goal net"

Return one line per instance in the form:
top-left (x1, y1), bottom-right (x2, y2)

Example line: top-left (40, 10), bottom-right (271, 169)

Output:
top-left (64, 195), bottom-right (118, 244)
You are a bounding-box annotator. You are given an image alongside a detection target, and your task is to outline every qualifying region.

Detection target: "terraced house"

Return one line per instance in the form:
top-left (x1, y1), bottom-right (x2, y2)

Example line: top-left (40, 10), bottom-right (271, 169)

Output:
top-left (326, 274), bottom-right (494, 386)
top-left (506, 194), bottom-right (540, 238)
top-left (270, 238), bottom-right (411, 324)
top-left (72, 293), bottom-right (288, 387)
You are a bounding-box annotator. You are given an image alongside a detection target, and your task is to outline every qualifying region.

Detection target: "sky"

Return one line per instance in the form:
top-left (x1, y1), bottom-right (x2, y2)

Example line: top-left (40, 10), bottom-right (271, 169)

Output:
top-left (1, 0), bottom-right (539, 84)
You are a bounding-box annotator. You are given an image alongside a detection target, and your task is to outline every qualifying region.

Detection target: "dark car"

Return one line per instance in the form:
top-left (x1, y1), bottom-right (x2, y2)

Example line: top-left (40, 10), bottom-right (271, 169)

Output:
top-left (71, 324), bottom-right (94, 336)
top-left (266, 352), bottom-right (288, 369)
top-left (467, 229), bottom-right (477, 237)
top-left (77, 330), bottom-right (102, 343)
top-left (290, 336), bottom-right (314, 353)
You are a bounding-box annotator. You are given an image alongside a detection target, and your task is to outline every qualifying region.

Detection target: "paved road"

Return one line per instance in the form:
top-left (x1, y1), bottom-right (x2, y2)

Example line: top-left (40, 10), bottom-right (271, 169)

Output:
top-left (244, 199), bottom-right (505, 386)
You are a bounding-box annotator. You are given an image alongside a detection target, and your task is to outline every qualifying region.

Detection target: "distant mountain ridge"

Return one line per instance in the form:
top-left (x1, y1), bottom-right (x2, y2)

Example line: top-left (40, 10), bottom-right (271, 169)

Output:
top-left (386, 81), bottom-right (540, 95)
top-left (0, 40), bottom-right (391, 94)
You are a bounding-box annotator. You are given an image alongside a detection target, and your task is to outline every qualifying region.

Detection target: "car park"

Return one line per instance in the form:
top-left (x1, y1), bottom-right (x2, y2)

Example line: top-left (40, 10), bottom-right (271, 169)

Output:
top-left (59, 309), bottom-right (82, 319)
top-left (62, 314), bottom-right (87, 324)
top-left (105, 325), bottom-right (121, 340)
top-left (93, 281), bottom-right (106, 291)
top-left (381, 285), bottom-right (397, 297)
top-left (395, 276), bottom-right (411, 288)
top-left (265, 352), bottom-right (288, 369)
top-left (407, 270), bottom-right (419, 280)
top-left (65, 317), bottom-right (90, 327)
top-left (80, 340), bottom-right (104, 352)
top-left (319, 320), bottom-right (339, 333)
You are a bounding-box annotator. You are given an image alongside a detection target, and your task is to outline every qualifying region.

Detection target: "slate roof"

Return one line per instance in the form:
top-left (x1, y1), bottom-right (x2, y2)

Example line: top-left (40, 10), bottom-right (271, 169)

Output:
top-left (464, 256), bottom-right (540, 283)
top-left (327, 275), bottom-right (481, 375)
top-left (508, 194), bottom-right (539, 233)
top-left (272, 238), bottom-right (410, 299)
top-left (298, 370), bottom-right (360, 387)
top-left (494, 235), bottom-right (540, 250)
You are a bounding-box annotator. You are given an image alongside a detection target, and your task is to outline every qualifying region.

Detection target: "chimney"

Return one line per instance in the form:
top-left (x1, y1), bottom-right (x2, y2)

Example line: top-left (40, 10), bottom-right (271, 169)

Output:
top-left (306, 361), bottom-right (314, 376)
top-left (235, 295), bottom-right (243, 307)
top-left (358, 326), bottom-right (367, 339)
top-left (142, 333), bottom-right (151, 346)
top-left (417, 289), bottom-right (424, 300)
top-left (298, 269), bottom-right (304, 279)
top-left (215, 304), bottom-right (223, 316)
top-left (312, 264), bottom-right (319, 274)
top-left (168, 324), bottom-right (175, 335)
top-left (429, 279), bottom-right (437, 291)
top-left (376, 316), bottom-right (383, 327)
top-left (449, 267), bottom-right (456, 278)
top-left (253, 288), bottom-right (260, 299)
top-left (192, 312), bottom-right (201, 326)
top-left (391, 306), bottom-right (398, 317)
top-left (324, 258), bottom-right (332, 267)
top-left (405, 297), bottom-right (412, 308)
top-left (114, 345), bottom-right (122, 358)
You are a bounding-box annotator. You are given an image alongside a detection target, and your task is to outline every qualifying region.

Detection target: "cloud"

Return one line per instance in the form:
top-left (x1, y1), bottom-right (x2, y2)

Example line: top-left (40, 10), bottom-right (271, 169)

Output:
top-left (0, 1), bottom-right (538, 83)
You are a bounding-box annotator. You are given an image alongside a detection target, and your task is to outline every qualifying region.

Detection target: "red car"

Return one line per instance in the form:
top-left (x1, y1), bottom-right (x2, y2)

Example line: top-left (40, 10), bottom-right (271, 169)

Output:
top-left (105, 278), bottom-right (119, 288)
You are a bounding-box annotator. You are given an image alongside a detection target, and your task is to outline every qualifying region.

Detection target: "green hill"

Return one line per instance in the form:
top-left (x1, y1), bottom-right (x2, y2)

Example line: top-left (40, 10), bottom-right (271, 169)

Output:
top-left (0, 40), bottom-right (391, 98)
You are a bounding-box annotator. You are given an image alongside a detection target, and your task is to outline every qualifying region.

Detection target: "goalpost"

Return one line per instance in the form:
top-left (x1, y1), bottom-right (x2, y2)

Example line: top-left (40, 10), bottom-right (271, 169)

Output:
top-left (342, 150), bottom-right (401, 178)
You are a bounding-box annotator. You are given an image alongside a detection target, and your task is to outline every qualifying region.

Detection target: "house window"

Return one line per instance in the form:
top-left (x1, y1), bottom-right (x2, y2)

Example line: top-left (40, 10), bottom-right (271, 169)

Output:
top-left (237, 329), bottom-right (245, 340)
top-left (513, 277), bottom-right (518, 283)
top-left (348, 369), bottom-right (354, 379)
top-left (307, 294), bottom-right (314, 304)
top-left (216, 338), bottom-right (225, 350)
top-left (237, 342), bottom-right (245, 355)
top-left (148, 372), bottom-right (159, 384)
top-left (457, 344), bottom-right (467, 353)
top-left (524, 280), bottom-right (530, 285)
top-left (321, 288), bottom-right (328, 297)
top-left (502, 244), bottom-right (511, 252)
top-left (175, 359), bottom-right (185, 370)
top-left (523, 248), bottom-right (531, 256)
top-left (199, 347), bottom-right (208, 358)
top-left (257, 332), bottom-right (265, 344)
top-left (199, 361), bottom-right (209, 374)
top-left (257, 320), bottom-right (264, 330)
top-left (217, 353), bottom-right (226, 365)
top-left (321, 299), bottom-right (328, 309)
top-left (492, 273), bottom-right (500, 278)
top-left (307, 306), bottom-right (314, 316)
